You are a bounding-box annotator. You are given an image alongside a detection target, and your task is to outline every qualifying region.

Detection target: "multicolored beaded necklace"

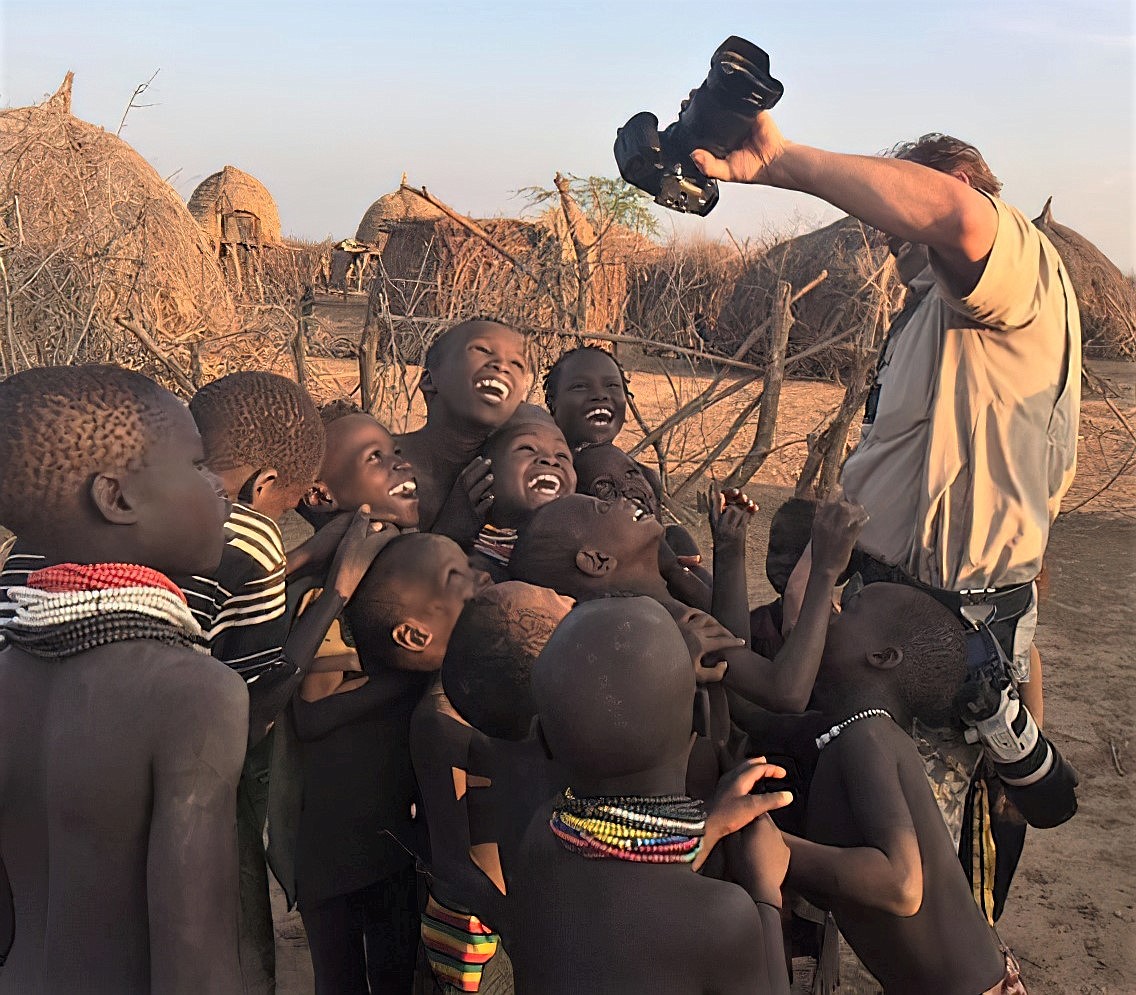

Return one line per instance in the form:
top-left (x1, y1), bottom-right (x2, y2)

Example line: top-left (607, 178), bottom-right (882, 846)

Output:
top-left (549, 787), bottom-right (706, 864)
top-left (472, 524), bottom-right (518, 566)
top-left (0, 563), bottom-right (207, 658)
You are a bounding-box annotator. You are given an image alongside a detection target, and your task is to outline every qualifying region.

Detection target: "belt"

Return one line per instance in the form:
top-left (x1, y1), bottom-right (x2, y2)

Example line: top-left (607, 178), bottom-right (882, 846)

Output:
top-left (856, 553), bottom-right (1034, 624)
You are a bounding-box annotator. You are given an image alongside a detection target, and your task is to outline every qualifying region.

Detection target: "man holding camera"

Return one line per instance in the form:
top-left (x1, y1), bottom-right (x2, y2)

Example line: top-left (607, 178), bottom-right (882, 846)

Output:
top-left (691, 117), bottom-right (1081, 920)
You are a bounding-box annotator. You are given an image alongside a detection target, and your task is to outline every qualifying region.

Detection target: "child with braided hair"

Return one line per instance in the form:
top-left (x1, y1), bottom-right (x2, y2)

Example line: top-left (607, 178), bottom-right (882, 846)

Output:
top-left (0, 365), bottom-right (246, 994)
top-left (544, 346), bottom-right (710, 593)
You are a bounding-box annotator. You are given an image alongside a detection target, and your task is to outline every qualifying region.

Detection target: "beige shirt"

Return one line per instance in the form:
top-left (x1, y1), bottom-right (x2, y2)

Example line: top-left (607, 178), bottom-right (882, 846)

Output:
top-left (841, 196), bottom-right (1081, 590)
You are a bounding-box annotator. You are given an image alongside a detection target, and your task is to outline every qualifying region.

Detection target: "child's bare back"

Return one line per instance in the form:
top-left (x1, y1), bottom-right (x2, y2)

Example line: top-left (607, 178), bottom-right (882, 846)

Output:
top-left (0, 639), bottom-right (246, 994)
top-left (806, 718), bottom-right (1007, 995)
top-left (507, 814), bottom-right (767, 995)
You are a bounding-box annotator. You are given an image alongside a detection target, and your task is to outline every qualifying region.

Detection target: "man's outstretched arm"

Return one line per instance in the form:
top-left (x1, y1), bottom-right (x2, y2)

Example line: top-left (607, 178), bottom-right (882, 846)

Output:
top-left (691, 113), bottom-right (998, 294)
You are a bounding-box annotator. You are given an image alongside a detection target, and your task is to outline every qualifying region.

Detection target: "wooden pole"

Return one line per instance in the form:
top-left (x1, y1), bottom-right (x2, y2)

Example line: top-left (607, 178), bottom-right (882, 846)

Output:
top-left (724, 281), bottom-right (794, 489)
top-left (114, 316), bottom-right (197, 396)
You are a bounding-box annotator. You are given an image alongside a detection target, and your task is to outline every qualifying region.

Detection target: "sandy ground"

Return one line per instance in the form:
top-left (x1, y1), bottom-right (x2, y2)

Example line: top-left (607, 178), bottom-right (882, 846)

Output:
top-left (269, 350), bottom-right (1136, 994)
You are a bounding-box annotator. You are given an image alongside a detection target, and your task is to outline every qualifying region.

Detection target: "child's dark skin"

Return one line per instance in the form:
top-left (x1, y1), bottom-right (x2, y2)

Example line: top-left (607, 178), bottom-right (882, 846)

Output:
top-left (398, 320), bottom-right (527, 535)
top-left (484, 422), bottom-right (575, 529)
top-left (482, 598), bottom-right (791, 995)
top-left (0, 389), bottom-right (246, 994)
top-left (784, 583), bottom-right (1012, 995)
top-left (548, 348), bottom-right (628, 449)
top-left (303, 414), bottom-right (419, 529)
top-left (510, 493), bottom-right (867, 714)
top-left (289, 535), bottom-right (491, 993)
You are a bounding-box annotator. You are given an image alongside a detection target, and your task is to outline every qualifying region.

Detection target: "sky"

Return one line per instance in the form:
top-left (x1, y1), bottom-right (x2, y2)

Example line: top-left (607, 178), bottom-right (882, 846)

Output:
top-left (2, 1), bottom-right (1133, 271)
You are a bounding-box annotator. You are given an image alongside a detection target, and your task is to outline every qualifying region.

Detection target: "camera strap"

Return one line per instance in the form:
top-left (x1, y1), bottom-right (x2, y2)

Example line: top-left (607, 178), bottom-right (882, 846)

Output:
top-left (863, 283), bottom-right (931, 425)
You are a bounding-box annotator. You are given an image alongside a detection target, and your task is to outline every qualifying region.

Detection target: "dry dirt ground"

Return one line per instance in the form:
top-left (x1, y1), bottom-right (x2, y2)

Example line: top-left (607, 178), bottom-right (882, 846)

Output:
top-left (269, 356), bottom-right (1136, 994)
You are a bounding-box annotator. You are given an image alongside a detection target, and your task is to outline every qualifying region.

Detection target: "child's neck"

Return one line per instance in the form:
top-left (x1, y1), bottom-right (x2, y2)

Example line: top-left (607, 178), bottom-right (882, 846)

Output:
top-left (821, 681), bottom-right (911, 730)
top-left (569, 753), bottom-right (689, 798)
top-left (413, 407), bottom-right (491, 464)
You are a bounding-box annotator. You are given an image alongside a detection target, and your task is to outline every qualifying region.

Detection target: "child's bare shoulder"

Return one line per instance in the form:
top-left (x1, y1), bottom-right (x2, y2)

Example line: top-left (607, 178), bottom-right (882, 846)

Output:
top-left (134, 643), bottom-right (248, 725)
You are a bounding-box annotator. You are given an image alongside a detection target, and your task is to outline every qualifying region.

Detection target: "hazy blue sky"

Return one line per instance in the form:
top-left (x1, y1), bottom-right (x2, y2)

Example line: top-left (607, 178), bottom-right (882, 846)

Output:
top-left (2, 1), bottom-right (1133, 270)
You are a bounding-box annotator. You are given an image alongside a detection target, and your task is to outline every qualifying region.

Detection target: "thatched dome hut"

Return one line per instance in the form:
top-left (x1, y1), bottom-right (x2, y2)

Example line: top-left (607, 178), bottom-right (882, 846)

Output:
top-left (355, 179), bottom-right (445, 244)
top-left (0, 74), bottom-right (235, 384)
top-left (188, 164), bottom-right (282, 248)
top-left (715, 216), bottom-right (901, 375)
top-left (1033, 198), bottom-right (1135, 360)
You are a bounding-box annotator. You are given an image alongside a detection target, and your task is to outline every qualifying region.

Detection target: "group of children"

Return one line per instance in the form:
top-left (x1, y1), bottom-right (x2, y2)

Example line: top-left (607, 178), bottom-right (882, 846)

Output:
top-left (0, 317), bottom-right (1028, 994)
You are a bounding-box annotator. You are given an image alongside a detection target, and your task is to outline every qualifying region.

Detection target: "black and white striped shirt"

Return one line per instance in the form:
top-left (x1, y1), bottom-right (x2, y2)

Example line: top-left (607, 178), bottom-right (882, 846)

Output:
top-left (0, 503), bottom-right (292, 686)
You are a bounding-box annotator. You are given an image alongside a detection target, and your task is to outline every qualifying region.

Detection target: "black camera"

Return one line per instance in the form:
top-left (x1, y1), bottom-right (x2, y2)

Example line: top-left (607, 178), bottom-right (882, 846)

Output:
top-left (614, 36), bottom-right (783, 216)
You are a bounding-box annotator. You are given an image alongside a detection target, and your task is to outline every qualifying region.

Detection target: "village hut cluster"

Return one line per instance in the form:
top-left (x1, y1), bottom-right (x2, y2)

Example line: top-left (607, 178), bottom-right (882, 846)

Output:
top-left (1, 75), bottom-right (1133, 408)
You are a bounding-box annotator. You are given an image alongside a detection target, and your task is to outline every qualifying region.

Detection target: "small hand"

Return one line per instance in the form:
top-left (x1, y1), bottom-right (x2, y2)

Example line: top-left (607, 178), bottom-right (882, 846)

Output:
top-left (667, 604), bottom-right (744, 685)
top-left (810, 488), bottom-right (869, 577)
top-left (690, 111), bottom-right (790, 186)
top-left (292, 510), bottom-right (354, 577)
top-left (459, 456), bottom-right (494, 521)
top-left (694, 757), bottom-right (792, 872)
top-left (328, 505), bottom-right (400, 600)
top-left (709, 485), bottom-right (757, 553)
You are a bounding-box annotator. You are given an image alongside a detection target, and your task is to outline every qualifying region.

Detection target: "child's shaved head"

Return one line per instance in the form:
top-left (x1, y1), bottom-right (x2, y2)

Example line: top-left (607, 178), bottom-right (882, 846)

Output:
top-left (0, 365), bottom-right (175, 538)
top-left (532, 597), bottom-right (695, 780)
top-left (442, 582), bottom-right (573, 740)
top-left (823, 582), bottom-right (968, 726)
top-left (348, 533), bottom-right (490, 671)
top-left (189, 371), bottom-right (324, 489)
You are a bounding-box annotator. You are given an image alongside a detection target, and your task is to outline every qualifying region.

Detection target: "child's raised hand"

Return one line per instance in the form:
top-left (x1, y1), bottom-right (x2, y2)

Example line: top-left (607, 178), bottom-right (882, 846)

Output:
top-left (810, 487), bottom-right (869, 577)
top-left (292, 509), bottom-right (355, 577)
top-left (328, 505), bottom-right (400, 600)
top-left (667, 604), bottom-right (744, 684)
top-left (459, 456), bottom-right (494, 521)
top-left (693, 756), bottom-right (792, 872)
top-left (709, 483), bottom-right (758, 553)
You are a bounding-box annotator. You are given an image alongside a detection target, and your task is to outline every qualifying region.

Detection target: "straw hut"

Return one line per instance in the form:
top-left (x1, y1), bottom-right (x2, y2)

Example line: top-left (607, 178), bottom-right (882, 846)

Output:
top-left (188, 164), bottom-right (282, 249)
top-left (0, 74), bottom-right (235, 386)
top-left (355, 177), bottom-right (444, 245)
top-left (1033, 198), bottom-right (1136, 360)
top-left (715, 215), bottom-right (901, 376)
top-left (623, 239), bottom-right (739, 351)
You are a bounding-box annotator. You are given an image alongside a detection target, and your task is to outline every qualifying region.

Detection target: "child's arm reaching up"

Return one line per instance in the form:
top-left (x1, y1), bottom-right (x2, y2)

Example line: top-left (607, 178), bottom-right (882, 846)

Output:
top-left (709, 485), bottom-right (758, 641)
top-left (783, 724), bottom-right (924, 917)
top-left (700, 496), bottom-right (866, 712)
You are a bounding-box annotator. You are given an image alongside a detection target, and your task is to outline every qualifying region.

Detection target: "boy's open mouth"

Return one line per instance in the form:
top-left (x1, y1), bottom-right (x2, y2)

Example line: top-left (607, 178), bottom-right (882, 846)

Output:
top-left (388, 479), bottom-right (418, 499)
top-left (474, 377), bottom-right (511, 404)
top-left (527, 473), bottom-right (563, 498)
top-left (584, 406), bottom-right (614, 425)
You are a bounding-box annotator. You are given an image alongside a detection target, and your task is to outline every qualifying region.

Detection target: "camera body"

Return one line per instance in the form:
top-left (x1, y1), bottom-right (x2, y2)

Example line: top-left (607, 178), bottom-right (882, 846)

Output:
top-left (614, 36), bottom-right (784, 216)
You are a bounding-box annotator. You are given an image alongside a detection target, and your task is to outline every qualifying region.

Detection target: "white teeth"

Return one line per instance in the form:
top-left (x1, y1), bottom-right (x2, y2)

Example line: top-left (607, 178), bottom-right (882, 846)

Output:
top-left (585, 407), bottom-right (613, 423)
top-left (388, 480), bottom-right (417, 497)
top-left (632, 506), bottom-right (646, 520)
top-left (475, 377), bottom-right (510, 401)
top-left (527, 474), bottom-right (561, 495)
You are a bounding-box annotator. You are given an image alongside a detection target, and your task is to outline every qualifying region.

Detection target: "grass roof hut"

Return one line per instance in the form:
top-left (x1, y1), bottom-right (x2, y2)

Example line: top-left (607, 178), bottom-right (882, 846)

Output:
top-left (714, 216), bottom-right (902, 376)
top-left (355, 177), bottom-right (444, 245)
top-left (364, 183), bottom-right (642, 345)
top-left (188, 164), bottom-right (282, 249)
top-left (0, 74), bottom-right (235, 387)
top-left (1033, 198), bottom-right (1136, 361)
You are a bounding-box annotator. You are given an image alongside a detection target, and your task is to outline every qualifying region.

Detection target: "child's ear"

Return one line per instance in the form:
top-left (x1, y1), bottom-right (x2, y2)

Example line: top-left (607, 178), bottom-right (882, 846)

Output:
top-left (249, 468), bottom-right (280, 508)
top-left (301, 482), bottom-right (337, 512)
top-left (866, 646), bottom-right (904, 671)
top-left (418, 370), bottom-right (438, 400)
top-left (90, 473), bottom-right (137, 525)
top-left (575, 549), bottom-right (616, 577)
top-left (392, 620), bottom-right (433, 652)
